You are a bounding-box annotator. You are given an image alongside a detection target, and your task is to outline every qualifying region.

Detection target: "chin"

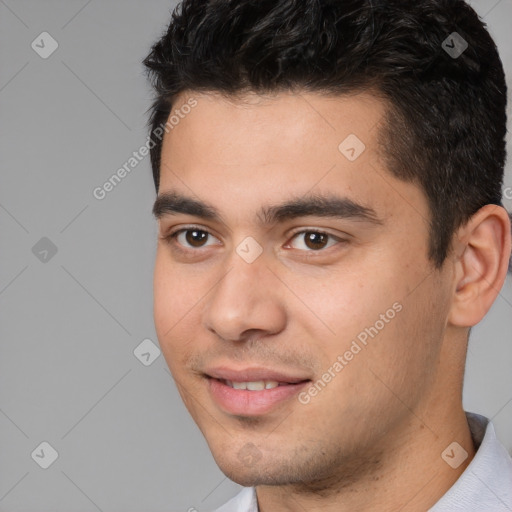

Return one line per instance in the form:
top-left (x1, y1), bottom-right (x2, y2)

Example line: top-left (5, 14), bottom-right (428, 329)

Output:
top-left (221, 469), bottom-right (263, 487)
top-left (218, 465), bottom-right (286, 487)
top-left (213, 450), bottom-right (309, 487)
top-left (212, 451), bottom-right (274, 486)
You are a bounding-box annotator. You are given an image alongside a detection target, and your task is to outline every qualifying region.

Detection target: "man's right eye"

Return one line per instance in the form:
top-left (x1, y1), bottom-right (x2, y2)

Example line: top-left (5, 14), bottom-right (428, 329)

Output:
top-left (164, 227), bottom-right (221, 249)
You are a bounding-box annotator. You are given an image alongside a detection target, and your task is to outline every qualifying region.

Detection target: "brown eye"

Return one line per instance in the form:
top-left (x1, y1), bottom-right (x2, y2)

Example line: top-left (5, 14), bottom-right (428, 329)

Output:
top-left (304, 232), bottom-right (329, 250)
top-left (166, 228), bottom-right (220, 249)
top-left (184, 229), bottom-right (209, 247)
top-left (288, 230), bottom-right (341, 251)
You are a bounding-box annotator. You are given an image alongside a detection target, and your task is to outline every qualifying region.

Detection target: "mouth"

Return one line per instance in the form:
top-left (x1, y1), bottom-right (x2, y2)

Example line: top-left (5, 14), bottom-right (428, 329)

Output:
top-left (220, 379), bottom-right (297, 390)
top-left (203, 367), bottom-right (312, 416)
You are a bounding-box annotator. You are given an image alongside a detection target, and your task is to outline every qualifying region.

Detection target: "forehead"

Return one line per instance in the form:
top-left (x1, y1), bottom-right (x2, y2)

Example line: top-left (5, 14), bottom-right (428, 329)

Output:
top-left (163, 90), bottom-right (387, 168)
top-left (158, 90), bottom-right (426, 228)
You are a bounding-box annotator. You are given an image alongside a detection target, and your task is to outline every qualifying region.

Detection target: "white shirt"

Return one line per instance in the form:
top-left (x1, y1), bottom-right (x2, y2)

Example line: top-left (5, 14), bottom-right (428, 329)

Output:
top-left (213, 412), bottom-right (512, 511)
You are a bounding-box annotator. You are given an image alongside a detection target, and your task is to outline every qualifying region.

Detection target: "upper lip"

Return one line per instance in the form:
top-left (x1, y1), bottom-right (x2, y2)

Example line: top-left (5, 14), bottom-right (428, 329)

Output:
top-left (204, 366), bottom-right (312, 384)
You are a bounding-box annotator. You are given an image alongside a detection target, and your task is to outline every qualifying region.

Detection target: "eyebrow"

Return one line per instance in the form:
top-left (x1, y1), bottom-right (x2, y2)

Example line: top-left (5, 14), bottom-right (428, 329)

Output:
top-left (152, 191), bottom-right (383, 226)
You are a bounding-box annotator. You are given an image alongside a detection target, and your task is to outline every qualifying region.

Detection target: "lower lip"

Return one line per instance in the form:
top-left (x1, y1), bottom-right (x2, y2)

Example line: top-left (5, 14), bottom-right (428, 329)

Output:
top-left (207, 378), bottom-right (309, 416)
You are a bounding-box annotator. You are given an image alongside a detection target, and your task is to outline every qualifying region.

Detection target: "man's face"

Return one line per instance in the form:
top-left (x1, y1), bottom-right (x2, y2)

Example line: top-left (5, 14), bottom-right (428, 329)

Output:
top-left (153, 91), bottom-right (454, 486)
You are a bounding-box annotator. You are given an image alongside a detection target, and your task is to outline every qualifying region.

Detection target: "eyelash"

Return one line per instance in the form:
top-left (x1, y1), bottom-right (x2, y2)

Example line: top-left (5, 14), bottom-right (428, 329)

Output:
top-left (162, 226), bottom-right (345, 253)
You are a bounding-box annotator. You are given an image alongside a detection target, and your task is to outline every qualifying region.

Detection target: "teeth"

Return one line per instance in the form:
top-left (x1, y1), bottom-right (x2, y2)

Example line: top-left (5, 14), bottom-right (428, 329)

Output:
top-left (224, 380), bottom-right (280, 390)
top-left (247, 381), bottom-right (265, 391)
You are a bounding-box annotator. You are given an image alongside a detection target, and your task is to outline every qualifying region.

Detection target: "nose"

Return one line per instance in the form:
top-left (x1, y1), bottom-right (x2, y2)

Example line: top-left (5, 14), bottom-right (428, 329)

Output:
top-left (201, 255), bottom-right (287, 343)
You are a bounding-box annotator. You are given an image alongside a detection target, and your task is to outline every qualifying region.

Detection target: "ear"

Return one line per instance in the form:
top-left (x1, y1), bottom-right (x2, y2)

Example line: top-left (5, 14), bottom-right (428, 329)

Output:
top-left (448, 204), bottom-right (511, 327)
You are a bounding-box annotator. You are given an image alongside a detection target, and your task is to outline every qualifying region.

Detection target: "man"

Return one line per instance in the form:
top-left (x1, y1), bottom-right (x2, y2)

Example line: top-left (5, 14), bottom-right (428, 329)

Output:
top-left (143, 0), bottom-right (512, 510)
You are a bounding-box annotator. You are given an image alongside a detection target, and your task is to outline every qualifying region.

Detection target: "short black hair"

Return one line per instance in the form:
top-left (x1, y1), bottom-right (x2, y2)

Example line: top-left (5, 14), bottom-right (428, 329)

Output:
top-left (143, 0), bottom-right (508, 267)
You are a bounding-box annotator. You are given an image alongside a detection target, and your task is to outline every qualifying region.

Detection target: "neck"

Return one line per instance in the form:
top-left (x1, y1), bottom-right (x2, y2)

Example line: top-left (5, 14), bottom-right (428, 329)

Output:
top-left (255, 405), bottom-right (475, 512)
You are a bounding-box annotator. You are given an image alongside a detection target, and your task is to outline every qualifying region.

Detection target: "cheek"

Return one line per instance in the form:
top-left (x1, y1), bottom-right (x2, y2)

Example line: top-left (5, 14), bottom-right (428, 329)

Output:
top-left (153, 253), bottom-right (202, 363)
top-left (283, 266), bottom-right (395, 351)
top-left (285, 259), bottom-right (437, 386)
top-left (153, 255), bottom-right (177, 334)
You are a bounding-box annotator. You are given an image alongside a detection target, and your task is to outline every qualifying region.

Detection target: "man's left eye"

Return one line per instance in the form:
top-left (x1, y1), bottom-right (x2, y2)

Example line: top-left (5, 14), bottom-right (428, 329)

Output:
top-left (287, 231), bottom-right (341, 251)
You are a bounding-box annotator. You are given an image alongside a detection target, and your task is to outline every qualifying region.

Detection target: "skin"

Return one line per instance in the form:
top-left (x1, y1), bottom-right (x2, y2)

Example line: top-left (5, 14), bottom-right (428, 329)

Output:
top-left (152, 90), bottom-right (511, 511)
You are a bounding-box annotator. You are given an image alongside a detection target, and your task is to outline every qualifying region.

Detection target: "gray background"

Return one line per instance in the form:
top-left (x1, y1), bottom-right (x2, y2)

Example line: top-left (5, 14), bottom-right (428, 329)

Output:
top-left (0, 1), bottom-right (511, 510)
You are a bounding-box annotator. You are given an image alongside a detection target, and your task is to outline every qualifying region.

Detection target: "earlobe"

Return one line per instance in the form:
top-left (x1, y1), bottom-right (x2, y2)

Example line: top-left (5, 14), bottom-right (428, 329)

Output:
top-left (448, 204), bottom-right (511, 328)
